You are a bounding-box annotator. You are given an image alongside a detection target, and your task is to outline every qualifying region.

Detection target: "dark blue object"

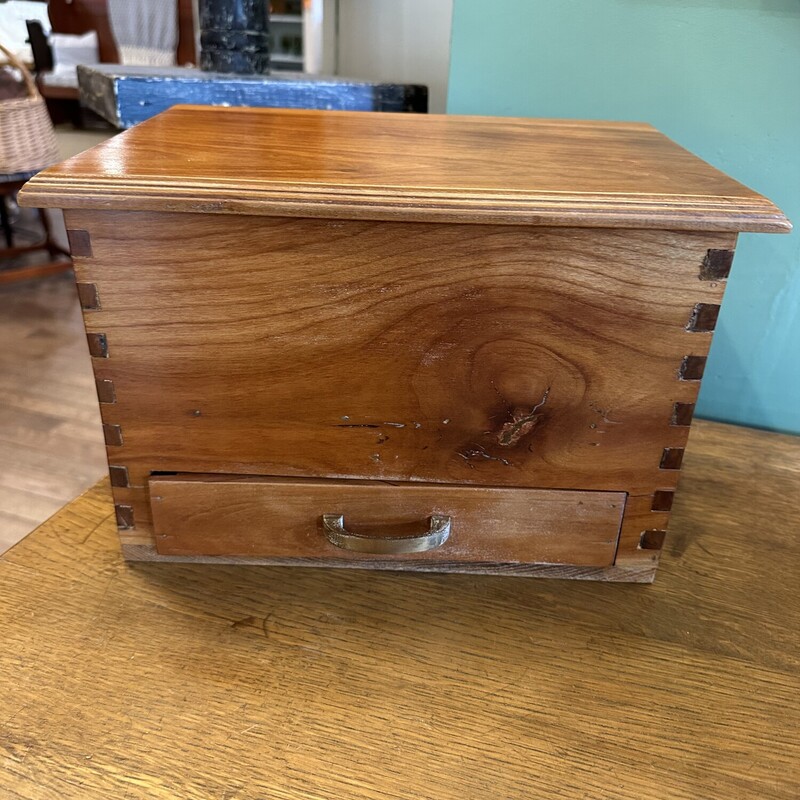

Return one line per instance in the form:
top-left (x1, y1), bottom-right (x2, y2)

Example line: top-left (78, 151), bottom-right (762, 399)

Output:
top-left (199, 0), bottom-right (270, 74)
top-left (77, 65), bottom-right (428, 130)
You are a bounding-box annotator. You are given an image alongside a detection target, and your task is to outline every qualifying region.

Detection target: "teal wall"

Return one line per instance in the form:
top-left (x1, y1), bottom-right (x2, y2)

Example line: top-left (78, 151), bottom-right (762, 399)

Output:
top-left (448, 0), bottom-right (800, 433)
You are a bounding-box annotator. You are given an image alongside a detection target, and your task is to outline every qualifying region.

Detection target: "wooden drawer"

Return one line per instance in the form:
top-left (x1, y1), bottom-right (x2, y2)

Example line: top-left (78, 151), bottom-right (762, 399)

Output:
top-left (150, 475), bottom-right (625, 567)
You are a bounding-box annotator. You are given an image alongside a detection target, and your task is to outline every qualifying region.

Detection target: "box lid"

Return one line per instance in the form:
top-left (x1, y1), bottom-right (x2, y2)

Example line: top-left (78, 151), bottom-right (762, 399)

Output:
top-left (20, 106), bottom-right (790, 232)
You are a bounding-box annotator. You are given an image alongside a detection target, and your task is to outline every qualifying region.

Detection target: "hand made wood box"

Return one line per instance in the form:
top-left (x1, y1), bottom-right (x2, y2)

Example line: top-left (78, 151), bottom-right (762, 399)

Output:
top-left (21, 106), bottom-right (790, 581)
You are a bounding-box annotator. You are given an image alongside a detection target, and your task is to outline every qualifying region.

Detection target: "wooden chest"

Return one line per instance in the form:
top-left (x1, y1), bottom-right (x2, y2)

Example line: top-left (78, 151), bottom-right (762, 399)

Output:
top-left (21, 106), bottom-right (789, 581)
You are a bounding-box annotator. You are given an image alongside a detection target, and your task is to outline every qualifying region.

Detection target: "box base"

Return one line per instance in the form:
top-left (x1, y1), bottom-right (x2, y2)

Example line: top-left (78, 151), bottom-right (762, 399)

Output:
top-left (121, 545), bottom-right (657, 583)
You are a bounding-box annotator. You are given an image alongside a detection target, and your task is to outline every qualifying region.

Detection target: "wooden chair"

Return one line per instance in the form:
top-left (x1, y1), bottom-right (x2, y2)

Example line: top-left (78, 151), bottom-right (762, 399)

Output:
top-left (0, 172), bottom-right (71, 284)
top-left (28, 0), bottom-right (197, 124)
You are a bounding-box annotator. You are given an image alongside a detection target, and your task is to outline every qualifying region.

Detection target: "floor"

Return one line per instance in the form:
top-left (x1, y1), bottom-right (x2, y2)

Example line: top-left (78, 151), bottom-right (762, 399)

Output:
top-left (0, 275), bottom-right (107, 552)
top-left (0, 127), bottom-right (113, 552)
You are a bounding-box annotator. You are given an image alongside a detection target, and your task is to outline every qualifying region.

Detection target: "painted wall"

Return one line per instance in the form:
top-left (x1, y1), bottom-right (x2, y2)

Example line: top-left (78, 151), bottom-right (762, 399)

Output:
top-left (448, 0), bottom-right (800, 433)
top-left (335, 0), bottom-right (453, 113)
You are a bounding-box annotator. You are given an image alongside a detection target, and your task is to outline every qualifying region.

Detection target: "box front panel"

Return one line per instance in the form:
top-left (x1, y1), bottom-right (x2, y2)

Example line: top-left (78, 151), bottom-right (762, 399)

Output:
top-left (66, 210), bottom-right (734, 578)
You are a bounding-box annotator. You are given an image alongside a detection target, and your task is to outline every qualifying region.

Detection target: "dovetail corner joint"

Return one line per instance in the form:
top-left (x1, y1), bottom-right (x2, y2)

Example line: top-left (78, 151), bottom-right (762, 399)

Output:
top-left (103, 423), bottom-right (123, 446)
top-left (66, 228), bottom-right (93, 258)
top-left (95, 378), bottom-right (116, 404)
top-left (109, 465), bottom-right (130, 488)
top-left (660, 447), bottom-right (685, 470)
top-left (671, 401), bottom-right (695, 426)
top-left (87, 332), bottom-right (108, 358)
top-left (700, 249), bottom-right (734, 281)
top-left (115, 504), bottom-right (134, 530)
top-left (651, 490), bottom-right (675, 512)
top-left (639, 530), bottom-right (667, 551)
top-left (678, 355), bottom-right (707, 381)
top-left (686, 303), bottom-right (720, 333)
top-left (77, 283), bottom-right (101, 310)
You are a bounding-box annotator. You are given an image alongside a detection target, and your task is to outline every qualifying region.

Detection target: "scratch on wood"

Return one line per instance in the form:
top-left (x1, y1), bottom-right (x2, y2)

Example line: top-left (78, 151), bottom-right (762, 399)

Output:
top-left (231, 616), bottom-right (259, 630)
top-left (231, 615), bottom-right (271, 639)
top-left (337, 422), bottom-right (406, 429)
top-left (80, 512), bottom-right (115, 545)
top-left (589, 402), bottom-right (622, 425)
top-left (458, 444), bottom-right (510, 467)
top-left (496, 388), bottom-right (550, 447)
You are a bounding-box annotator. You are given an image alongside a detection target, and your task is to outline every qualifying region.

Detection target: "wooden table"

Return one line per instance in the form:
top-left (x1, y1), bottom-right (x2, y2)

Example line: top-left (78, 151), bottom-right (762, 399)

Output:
top-left (1, 419), bottom-right (797, 799)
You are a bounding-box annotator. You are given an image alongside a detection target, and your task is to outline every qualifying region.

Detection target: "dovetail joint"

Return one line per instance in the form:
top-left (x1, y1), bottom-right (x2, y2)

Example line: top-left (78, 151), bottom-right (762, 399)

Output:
top-left (115, 504), bottom-right (134, 530)
top-left (651, 490), bottom-right (675, 512)
top-left (66, 228), bottom-right (93, 258)
top-left (109, 465), bottom-right (130, 488)
top-left (686, 303), bottom-right (720, 333)
top-left (660, 447), bottom-right (685, 470)
top-left (77, 282), bottom-right (101, 311)
top-left (678, 355), bottom-right (706, 381)
top-left (700, 249), bottom-right (734, 281)
top-left (103, 423), bottom-right (123, 447)
top-left (639, 530), bottom-right (667, 551)
top-left (671, 402), bottom-right (695, 426)
top-left (87, 332), bottom-right (108, 358)
top-left (96, 378), bottom-right (116, 404)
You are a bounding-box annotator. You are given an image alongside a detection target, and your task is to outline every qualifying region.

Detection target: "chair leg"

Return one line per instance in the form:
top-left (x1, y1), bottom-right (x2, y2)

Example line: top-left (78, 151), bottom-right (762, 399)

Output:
top-left (38, 208), bottom-right (67, 257)
top-left (0, 195), bottom-right (13, 248)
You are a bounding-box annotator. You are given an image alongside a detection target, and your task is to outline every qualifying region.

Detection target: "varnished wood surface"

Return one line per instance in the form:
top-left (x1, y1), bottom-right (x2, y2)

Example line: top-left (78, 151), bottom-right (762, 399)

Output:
top-left (65, 210), bottom-right (732, 576)
top-left (20, 107), bottom-right (790, 232)
top-left (150, 474), bottom-right (624, 566)
top-left (71, 214), bottom-right (725, 493)
top-left (0, 420), bottom-right (798, 799)
top-left (0, 276), bottom-right (106, 553)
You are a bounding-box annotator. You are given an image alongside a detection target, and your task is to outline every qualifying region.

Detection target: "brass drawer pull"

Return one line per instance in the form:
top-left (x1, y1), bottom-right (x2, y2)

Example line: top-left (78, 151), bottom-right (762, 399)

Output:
top-left (322, 514), bottom-right (451, 554)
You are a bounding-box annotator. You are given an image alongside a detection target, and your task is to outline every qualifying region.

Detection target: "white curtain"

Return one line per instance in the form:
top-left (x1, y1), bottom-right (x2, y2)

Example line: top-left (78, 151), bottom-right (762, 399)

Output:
top-left (107, 0), bottom-right (179, 67)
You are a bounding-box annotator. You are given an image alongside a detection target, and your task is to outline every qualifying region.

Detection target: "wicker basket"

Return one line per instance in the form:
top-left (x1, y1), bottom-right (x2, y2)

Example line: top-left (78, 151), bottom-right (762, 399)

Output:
top-left (0, 42), bottom-right (59, 176)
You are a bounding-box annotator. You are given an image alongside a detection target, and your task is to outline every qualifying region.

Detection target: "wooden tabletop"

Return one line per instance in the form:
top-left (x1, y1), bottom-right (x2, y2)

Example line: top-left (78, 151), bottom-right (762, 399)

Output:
top-left (1, 419), bottom-right (798, 799)
top-left (20, 107), bottom-right (790, 232)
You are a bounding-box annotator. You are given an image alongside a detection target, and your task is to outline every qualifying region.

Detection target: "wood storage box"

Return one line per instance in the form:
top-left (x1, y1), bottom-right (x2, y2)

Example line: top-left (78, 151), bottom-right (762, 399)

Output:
top-left (20, 106), bottom-right (790, 581)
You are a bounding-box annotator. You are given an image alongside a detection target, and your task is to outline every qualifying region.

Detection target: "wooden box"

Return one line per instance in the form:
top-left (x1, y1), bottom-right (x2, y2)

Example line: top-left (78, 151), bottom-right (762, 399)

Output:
top-left (21, 106), bottom-right (789, 582)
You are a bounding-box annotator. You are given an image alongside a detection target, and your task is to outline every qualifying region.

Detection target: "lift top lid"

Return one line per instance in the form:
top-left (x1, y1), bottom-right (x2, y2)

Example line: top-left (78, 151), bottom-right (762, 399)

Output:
top-left (21, 105), bottom-right (789, 233)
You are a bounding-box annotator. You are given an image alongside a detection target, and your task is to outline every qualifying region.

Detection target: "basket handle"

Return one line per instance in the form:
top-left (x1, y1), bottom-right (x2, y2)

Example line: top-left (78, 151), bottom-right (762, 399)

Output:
top-left (0, 41), bottom-right (41, 100)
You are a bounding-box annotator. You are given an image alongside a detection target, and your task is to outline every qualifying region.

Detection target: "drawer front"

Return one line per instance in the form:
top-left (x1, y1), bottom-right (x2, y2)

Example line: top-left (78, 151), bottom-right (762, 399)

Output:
top-left (150, 475), bottom-right (625, 566)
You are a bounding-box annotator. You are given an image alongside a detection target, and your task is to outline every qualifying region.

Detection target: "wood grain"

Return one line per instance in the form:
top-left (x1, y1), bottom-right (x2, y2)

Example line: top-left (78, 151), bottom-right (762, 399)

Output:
top-left (60, 211), bottom-right (736, 571)
top-left (19, 107), bottom-right (790, 231)
top-left (150, 474), bottom-right (624, 566)
top-left (0, 420), bottom-right (798, 799)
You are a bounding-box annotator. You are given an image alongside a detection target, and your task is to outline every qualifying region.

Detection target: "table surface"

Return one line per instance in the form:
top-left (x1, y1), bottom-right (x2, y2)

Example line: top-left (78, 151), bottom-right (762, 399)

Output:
top-left (1, 419), bottom-right (798, 799)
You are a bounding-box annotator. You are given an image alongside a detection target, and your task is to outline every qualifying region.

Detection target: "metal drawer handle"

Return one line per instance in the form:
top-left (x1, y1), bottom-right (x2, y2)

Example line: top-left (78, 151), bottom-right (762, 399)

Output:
top-left (322, 514), bottom-right (451, 554)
